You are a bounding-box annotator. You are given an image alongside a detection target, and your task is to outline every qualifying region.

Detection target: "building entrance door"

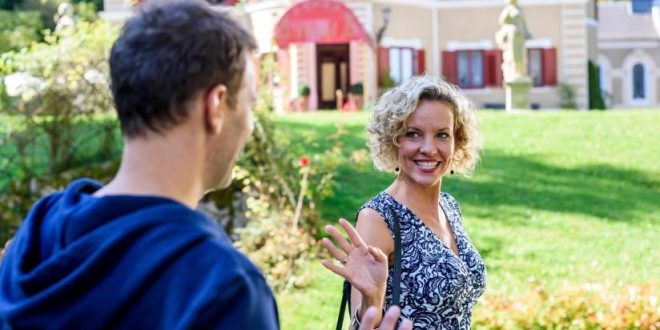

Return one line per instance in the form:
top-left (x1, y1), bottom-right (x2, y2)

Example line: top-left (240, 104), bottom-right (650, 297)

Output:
top-left (316, 44), bottom-right (350, 110)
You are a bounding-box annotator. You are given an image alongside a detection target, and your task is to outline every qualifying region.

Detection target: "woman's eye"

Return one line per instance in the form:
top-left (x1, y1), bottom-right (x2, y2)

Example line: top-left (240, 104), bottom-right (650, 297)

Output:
top-left (438, 132), bottom-right (450, 139)
top-left (406, 131), bottom-right (419, 138)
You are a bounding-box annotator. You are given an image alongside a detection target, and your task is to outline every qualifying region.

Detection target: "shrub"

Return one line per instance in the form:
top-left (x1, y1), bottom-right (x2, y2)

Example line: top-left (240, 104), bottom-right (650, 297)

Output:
top-left (0, 160), bottom-right (119, 244)
top-left (474, 279), bottom-right (660, 329)
top-left (559, 82), bottom-right (577, 110)
top-left (299, 84), bottom-right (311, 97)
top-left (589, 60), bottom-right (606, 110)
top-left (206, 57), bottom-right (345, 291)
top-left (350, 82), bottom-right (364, 95)
top-left (0, 20), bottom-right (119, 177)
top-left (0, 10), bottom-right (43, 54)
top-left (0, 26), bottom-right (342, 294)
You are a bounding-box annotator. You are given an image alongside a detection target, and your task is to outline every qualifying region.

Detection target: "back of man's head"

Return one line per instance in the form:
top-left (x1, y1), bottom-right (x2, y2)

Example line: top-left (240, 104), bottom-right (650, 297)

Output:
top-left (109, 0), bottom-right (257, 138)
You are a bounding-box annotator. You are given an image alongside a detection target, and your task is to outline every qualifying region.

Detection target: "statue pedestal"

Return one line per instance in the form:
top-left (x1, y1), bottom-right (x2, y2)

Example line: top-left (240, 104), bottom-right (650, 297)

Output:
top-left (505, 78), bottom-right (532, 112)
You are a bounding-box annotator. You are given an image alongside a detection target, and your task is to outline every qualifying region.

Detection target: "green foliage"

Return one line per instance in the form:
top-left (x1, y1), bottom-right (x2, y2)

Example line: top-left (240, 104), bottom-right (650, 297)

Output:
top-left (559, 82), bottom-right (577, 109)
top-left (236, 195), bottom-right (317, 291)
top-left (474, 280), bottom-right (660, 329)
top-left (589, 60), bottom-right (606, 110)
top-left (0, 10), bottom-right (43, 53)
top-left (72, 1), bottom-right (99, 22)
top-left (381, 72), bottom-right (395, 89)
top-left (299, 84), bottom-right (311, 97)
top-left (0, 0), bottom-right (21, 10)
top-left (349, 82), bottom-right (363, 95)
top-left (13, 0), bottom-right (99, 34)
top-left (0, 20), bottom-right (119, 175)
top-left (72, 0), bottom-right (102, 12)
top-left (209, 56), bottom-right (346, 291)
top-left (0, 160), bottom-right (118, 244)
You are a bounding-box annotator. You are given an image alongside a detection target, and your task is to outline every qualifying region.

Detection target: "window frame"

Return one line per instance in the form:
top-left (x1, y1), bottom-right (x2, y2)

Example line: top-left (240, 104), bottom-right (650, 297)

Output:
top-left (527, 48), bottom-right (545, 87)
top-left (388, 47), bottom-right (416, 85)
top-left (455, 50), bottom-right (485, 89)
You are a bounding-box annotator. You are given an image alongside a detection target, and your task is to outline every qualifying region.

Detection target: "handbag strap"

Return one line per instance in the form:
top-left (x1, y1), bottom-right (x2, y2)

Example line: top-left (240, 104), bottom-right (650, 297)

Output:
top-left (335, 215), bottom-right (402, 330)
top-left (392, 214), bottom-right (402, 306)
top-left (335, 280), bottom-right (351, 330)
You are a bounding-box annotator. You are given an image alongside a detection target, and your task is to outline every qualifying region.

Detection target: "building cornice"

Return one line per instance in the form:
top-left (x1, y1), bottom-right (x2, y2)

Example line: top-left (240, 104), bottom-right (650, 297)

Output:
top-left (599, 40), bottom-right (660, 49)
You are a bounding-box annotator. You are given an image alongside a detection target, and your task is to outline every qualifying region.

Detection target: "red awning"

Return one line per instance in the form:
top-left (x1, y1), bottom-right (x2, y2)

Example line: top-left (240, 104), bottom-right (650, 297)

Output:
top-left (274, 0), bottom-right (373, 48)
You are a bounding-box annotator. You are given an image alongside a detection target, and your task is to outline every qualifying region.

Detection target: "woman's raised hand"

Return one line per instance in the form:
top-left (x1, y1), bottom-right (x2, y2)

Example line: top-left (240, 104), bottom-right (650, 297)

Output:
top-left (321, 219), bottom-right (389, 300)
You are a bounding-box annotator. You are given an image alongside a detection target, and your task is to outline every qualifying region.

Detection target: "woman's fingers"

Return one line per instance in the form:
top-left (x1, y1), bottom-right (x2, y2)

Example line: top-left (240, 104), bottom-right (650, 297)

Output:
top-left (325, 225), bottom-right (353, 254)
top-left (338, 218), bottom-right (367, 247)
top-left (357, 306), bottom-right (378, 330)
top-left (367, 246), bottom-right (387, 263)
top-left (378, 305), bottom-right (413, 330)
top-left (358, 305), bottom-right (413, 330)
top-left (321, 237), bottom-right (347, 262)
top-left (320, 259), bottom-right (347, 279)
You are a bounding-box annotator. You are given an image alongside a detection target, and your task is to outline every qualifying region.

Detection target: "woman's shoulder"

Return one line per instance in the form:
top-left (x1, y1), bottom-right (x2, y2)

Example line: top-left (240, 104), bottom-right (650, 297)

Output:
top-left (356, 192), bottom-right (398, 226)
top-left (358, 191), bottom-right (389, 212)
top-left (441, 191), bottom-right (462, 215)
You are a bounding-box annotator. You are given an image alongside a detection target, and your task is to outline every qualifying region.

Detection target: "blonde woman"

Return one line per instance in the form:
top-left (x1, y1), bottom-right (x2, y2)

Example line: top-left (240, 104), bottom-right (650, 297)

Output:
top-left (322, 76), bottom-right (486, 329)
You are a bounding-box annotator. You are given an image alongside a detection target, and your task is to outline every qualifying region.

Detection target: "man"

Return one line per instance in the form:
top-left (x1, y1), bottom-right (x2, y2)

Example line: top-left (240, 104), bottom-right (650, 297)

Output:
top-left (0, 1), bottom-right (410, 329)
top-left (0, 1), bottom-right (277, 328)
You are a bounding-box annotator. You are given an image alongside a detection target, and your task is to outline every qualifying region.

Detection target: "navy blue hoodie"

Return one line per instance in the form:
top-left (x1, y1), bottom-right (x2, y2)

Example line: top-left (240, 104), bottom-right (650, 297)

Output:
top-left (0, 179), bottom-right (279, 329)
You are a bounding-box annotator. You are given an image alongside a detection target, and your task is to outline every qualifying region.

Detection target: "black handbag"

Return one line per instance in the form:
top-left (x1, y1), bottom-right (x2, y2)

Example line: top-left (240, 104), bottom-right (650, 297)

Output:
top-left (335, 215), bottom-right (402, 330)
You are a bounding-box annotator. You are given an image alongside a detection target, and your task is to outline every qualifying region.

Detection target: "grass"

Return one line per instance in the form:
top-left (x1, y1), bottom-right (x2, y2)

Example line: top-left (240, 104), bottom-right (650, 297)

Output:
top-left (0, 113), bottom-right (122, 190)
top-left (272, 110), bottom-right (660, 329)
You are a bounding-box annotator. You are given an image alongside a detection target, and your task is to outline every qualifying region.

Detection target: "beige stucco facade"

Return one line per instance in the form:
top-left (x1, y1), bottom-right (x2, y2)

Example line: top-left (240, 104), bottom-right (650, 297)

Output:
top-left (597, 2), bottom-right (660, 108)
top-left (102, 0), bottom-right (601, 110)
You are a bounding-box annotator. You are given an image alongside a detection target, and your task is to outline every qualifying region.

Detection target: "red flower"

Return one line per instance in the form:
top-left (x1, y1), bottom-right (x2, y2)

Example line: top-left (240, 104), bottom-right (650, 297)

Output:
top-left (298, 155), bottom-right (309, 167)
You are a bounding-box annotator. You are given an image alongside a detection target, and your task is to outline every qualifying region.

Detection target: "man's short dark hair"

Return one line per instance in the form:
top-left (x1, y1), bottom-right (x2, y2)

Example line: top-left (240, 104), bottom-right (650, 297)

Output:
top-left (109, 0), bottom-right (257, 137)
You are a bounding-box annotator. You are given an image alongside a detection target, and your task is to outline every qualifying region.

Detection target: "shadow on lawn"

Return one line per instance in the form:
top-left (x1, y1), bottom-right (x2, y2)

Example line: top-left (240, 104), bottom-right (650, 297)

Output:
top-left (449, 151), bottom-right (659, 223)
top-left (320, 150), bottom-right (659, 225)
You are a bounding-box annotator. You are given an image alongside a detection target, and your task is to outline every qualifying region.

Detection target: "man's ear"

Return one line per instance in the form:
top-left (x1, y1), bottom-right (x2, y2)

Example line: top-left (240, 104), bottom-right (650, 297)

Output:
top-left (205, 84), bottom-right (228, 134)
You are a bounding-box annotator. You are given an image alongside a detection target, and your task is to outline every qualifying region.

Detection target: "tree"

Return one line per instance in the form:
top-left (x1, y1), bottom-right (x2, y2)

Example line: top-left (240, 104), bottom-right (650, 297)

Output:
top-left (0, 0), bottom-right (22, 10)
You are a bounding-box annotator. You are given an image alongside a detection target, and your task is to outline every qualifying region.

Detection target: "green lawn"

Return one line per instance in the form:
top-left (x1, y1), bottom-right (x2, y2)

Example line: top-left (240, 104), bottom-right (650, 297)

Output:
top-left (272, 110), bottom-right (660, 329)
top-left (0, 113), bottom-right (122, 191)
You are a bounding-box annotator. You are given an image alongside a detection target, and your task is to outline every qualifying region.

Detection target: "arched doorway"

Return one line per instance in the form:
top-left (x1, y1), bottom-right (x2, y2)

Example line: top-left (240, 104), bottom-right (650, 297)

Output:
top-left (273, 0), bottom-right (372, 110)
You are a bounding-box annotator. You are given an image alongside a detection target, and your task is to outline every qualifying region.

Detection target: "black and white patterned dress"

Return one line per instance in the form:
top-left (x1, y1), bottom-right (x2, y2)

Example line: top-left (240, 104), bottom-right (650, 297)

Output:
top-left (358, 191), bottom-right (486, 329)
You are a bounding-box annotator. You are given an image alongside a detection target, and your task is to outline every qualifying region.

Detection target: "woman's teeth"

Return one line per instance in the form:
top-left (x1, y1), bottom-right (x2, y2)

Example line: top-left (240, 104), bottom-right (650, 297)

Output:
top-left (415, 161), bottom-right (439, 169)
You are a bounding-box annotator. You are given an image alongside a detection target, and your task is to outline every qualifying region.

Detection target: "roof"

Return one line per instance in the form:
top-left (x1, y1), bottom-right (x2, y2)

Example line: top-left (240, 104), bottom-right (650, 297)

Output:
top-left (598, 2), bottom-right (660, 41)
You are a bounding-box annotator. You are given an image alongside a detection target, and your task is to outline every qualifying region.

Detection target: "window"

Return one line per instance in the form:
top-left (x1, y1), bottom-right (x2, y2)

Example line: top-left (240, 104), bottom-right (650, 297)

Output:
top-left (378, 47), bottom-right (425, 87)
top-left (441, 48), bottom-right (555, 88)
top-left (528, 49), bottom-right (543, 86)
top-left (388, 48), bottom-right (414, 84)
top-left (456, 50), bottom-right (484, 89)
top-left (633, 63), bottom-right (645, 99)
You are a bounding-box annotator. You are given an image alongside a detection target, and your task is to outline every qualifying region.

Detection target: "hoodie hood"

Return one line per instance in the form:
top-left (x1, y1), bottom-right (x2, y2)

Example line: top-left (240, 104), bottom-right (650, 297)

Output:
top-left (0, 178), bottom-right (224, 328)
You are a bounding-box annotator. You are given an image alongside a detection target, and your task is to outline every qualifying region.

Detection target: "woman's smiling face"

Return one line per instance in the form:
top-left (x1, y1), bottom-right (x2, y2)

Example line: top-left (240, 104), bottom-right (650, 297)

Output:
top-left (396, 100), bottom-right (455, 188)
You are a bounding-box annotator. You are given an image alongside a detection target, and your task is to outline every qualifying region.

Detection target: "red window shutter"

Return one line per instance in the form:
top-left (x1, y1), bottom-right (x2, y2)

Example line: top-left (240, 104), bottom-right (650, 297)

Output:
top-left (542, 48), bottom-right (557, 86)
top-left (494, 49), bottom-right (503, 87)
top-left (378, 47), bottom-right (390, 87)
top-left (483, 51), bottom-right (493, 86)
top-left (415, 49), bottom-right (426, 75)
top-left (442, 51), bottom-right (457, 84)
top-left (483, 50), bottom-right (504, 87)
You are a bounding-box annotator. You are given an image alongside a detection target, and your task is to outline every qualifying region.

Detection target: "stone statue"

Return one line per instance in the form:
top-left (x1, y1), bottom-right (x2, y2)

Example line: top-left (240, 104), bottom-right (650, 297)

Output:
top-left (495, 0), bottom-right (532, 111)
top-left (54, 2), bottom-right (76, 34)
top-left (495, 0), bottom-right (531, 83)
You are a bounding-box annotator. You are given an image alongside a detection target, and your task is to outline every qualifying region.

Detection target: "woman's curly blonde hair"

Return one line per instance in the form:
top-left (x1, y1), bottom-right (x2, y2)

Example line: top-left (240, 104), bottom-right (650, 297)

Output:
top-left (367, 75), bottom-right (482, 176)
